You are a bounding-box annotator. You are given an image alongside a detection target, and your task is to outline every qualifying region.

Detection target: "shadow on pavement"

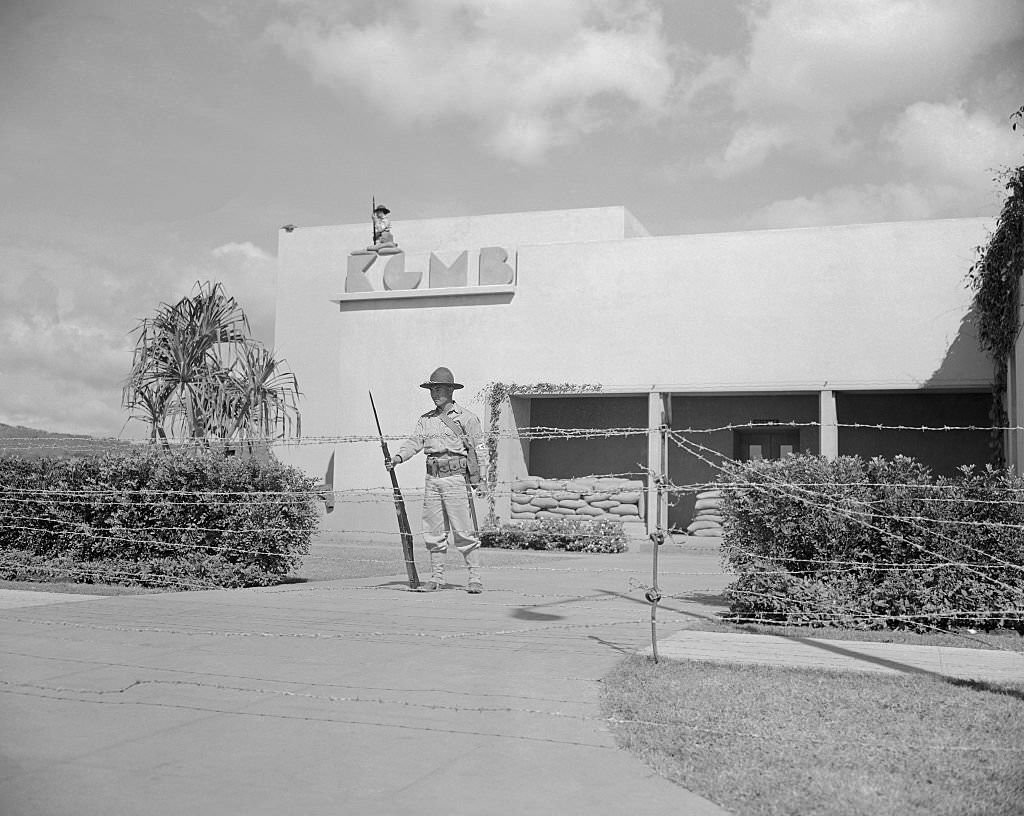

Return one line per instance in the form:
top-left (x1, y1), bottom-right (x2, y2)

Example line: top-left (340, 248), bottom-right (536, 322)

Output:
top-left (511, 609), bottom-right (566, 621)
top-left (588, 634), bottom-right (637, 656)
top-left (594, 588), bottom-right (723, 623)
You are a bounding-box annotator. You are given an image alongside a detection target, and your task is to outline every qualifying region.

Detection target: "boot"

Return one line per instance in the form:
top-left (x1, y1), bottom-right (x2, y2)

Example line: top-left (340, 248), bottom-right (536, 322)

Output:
top-left (464, 548), bottom-right (483, 594)
top-left (419, 551), bottom-right (446, 592)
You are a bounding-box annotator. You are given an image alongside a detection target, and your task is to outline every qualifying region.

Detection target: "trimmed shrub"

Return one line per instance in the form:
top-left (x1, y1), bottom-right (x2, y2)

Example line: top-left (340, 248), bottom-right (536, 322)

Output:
top-left (718, 454), bottom-right (1024, 631)
top-left (481, 516), bottom-right (627, 553)
top-left (0, 448), bottom-right (320, 589)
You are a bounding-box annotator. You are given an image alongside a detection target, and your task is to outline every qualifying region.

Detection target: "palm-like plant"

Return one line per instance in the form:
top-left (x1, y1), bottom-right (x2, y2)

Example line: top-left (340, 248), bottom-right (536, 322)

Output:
top-left (123, 282), bottom-right (300, 449)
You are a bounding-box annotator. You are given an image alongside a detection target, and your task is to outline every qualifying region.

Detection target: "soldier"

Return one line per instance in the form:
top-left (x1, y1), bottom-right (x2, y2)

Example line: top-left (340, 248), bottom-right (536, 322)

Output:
top-left (387, 367), bottom-right (487, 593)
top-left (372, 204), bottom-right (392, 246)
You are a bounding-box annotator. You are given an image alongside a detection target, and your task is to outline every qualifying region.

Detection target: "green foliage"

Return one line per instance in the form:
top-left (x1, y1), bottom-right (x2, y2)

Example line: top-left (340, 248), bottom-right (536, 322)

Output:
top-left (122, 281), bottom-right (301, 447)
top-left (481, 516), bottom-right (626, 553)
top-left (0, 448), bottom-right (320, 589)
top-left (967, 164), bottom-right (1024, 466)
top-left (718, 454), bottom-right (1024, 631)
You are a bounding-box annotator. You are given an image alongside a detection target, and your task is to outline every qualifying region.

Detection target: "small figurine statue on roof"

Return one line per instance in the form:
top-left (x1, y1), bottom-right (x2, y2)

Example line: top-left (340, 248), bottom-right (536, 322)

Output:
top-left (370, 201), bottom-right (400, 254)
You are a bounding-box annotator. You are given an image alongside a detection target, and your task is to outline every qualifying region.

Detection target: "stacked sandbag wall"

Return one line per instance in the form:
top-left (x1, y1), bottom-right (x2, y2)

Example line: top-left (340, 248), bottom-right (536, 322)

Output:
top-left (685, 488), bottom-right (725, 537)
top-left (510, 476), bottom-right (645, 523)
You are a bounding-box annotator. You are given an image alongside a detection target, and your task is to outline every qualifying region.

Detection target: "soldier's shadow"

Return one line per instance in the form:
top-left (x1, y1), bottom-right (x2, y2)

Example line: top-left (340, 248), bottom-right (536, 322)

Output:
top-left (510, 608), bottom-right (566, 621)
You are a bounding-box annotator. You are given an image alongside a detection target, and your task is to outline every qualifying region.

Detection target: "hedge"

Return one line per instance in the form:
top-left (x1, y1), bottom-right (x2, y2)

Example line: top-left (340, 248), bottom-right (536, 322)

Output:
top-left (718, 454), bottom-right (1024, 632)
top-left (481, 516), bottom-right (627, 553)
top-left (0, 448), bottom-right (320, 589)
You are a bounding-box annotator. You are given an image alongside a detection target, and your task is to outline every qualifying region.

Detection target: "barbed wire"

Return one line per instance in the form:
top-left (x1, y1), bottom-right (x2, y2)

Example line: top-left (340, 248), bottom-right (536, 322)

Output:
top-left (4, 460), bottom-right (1024, 547)
top-left (3, 422), bottom-right (1023, 623)
top-left (666, 433), bottom-right (1024, 591)
top-left (4, 475), bottom-right (1024, 502)
top-left (0, 677), bottom-right (1018, 753)
top-left (0, 561), bottom-right (219, 590)
top-left (0, 418), bottom-right (1010, 454)
top-left (2, 527), bottom-right (1017, 580)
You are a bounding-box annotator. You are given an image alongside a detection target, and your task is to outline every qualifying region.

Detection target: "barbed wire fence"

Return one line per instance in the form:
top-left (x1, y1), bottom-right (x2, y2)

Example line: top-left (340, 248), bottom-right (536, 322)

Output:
top-left (2, 420), bottom-right (1024, 761)
top-left (2, 420), bottom-right (1022, 626)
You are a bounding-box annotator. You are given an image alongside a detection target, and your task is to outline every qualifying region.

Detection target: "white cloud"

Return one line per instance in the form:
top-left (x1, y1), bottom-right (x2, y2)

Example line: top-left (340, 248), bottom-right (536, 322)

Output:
top-left (713, 0), bottom-right (1024, 174)
top-left (268, 0), bottom-right (675, 163)
top-left (0, 238), bottom-right (279, 437)
top-left (885, 100), bottom-right (1023, 187)
top-left (0, 252), bottom-right (137, 436)
top-left (209, 241), bottom-right (278, 345)
top-left (746, 181), bottom-right (938, 229)
top-left (746, 102), bottom-right (1022, 228)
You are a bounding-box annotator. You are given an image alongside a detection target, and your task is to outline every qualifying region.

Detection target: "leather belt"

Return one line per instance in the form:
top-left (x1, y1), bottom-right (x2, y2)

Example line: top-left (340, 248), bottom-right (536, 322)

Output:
top-left (426, 455), bottom-right (468, 477)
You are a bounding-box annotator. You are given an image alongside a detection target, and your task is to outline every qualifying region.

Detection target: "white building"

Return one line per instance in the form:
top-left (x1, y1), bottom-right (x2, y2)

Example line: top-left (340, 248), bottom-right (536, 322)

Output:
top-left (274, 206), bottom-right (998, 535)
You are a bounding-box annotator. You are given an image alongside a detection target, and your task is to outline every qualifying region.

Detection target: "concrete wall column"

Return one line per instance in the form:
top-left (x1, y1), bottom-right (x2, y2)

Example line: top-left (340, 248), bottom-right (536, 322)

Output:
top-left (495, 396), bottom-right (530, 522)
top-left (819, 389), bottom-right (839, 459)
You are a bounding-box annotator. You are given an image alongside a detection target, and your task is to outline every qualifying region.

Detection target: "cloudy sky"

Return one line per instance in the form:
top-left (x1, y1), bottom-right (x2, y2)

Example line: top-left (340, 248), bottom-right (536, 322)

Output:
top-left (2, 0), bottom-right (1022, 437)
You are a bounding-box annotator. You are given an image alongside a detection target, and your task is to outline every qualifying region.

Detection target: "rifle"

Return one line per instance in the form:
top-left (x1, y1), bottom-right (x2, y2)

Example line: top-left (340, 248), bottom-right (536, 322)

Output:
top-left (370, 391), bottom-right (420, 589)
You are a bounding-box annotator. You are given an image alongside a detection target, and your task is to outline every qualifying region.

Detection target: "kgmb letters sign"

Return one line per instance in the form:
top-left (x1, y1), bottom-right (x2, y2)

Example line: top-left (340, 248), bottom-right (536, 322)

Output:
top-left (345, 246), bottom-right (516, 293)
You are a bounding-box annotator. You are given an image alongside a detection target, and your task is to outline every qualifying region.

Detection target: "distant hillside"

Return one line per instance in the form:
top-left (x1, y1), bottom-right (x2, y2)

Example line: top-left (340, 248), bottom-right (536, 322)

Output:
top-left (0, 423), bottom-right (135, 460)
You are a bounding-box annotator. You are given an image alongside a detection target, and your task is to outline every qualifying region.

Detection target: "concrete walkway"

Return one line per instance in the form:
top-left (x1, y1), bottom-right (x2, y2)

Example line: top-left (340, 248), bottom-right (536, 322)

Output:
top-left (1, 539), bottom-right (1021, 816)
top-left (0, 589), bottom-right (104, 610)
top-left (656, 630), bottom-right (1024, 683)
top-left (0, 540), bottom-right (731, 816)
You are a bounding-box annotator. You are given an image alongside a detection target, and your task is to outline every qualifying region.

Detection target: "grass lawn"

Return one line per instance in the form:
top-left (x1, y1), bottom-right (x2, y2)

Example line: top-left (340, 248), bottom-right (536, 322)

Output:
top-left (601, 655), bottom-right (1024, 816)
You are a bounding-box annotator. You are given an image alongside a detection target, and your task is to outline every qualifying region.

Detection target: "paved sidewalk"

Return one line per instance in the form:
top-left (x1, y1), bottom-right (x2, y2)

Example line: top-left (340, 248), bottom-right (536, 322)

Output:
top-left (0, 540), bottom-right (732, 816)
top-left (656, 630), bottom-right (1024, 683)
top-left (2, 538), bottom-right (1020, 816)
top-left (0, 590), bottom-right (104, 610)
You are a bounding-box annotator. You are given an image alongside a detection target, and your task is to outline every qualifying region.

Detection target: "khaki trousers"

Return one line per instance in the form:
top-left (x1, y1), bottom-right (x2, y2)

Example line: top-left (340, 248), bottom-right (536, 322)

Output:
top-left (421, 473), bottom-right (479, 555)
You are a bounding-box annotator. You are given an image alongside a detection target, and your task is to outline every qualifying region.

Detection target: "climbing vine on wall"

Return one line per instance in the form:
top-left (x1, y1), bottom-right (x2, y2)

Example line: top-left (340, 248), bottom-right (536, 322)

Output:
top-left (475, 381), bottom-right (603, 524)
top-left (968, 164), bottom-right (1024, 467)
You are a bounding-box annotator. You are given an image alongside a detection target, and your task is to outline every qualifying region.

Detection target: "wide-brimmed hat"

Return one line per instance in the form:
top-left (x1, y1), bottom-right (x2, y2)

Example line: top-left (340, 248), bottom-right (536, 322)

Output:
top-left (374, 204), bottom-right (390, 214)
top-left (420, 366), bottom-right (463, 389)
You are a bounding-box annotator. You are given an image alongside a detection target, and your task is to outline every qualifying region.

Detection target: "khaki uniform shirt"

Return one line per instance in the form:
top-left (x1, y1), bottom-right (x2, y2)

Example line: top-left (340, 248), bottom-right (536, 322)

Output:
top-left (396, 402), bottom-right (487, 471)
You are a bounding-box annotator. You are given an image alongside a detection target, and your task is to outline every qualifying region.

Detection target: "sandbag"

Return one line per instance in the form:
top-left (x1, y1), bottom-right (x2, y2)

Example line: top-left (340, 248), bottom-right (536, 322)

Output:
top-left (530, 496), bottom-right (559, 509)
top-left (558, 499), bottom-right (586, 509)
top-left (535, 510), bottom-right (562, 519)
top-left (511, 492), bottom-right (533, 504)
top-left (554, 491), bottom-right (581, 501)
top-left (686, 519), bottom-right (722, 532)
top-left (550, 507), bottom-right (576, 515)
top-left (696, 489), bottom-right (723, 500)
top-left (576, 505), bottom-right (606, 516)
top-left (614, 491), bottom-right (642, 504)
top-left (512, 479), bottom-right (540, 492)
top-left (693, 512), bottom-right (725, 523)
top-left (694, 497), bottom-right (723, 511)
top-left (566, 480), bottom-right (594, 493)
top-left (538, 479), bottom-right (565, 491)
top-left (692, 528), bottom-right (723, 537)
top-left (592, 500), bottom-right (619, 509)
top-left (583, 493), bottom-right (611, 503)
top-left (511, 502), bottom-right (535, 514)
top-left (609, 505), bottom-right (640, 516)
